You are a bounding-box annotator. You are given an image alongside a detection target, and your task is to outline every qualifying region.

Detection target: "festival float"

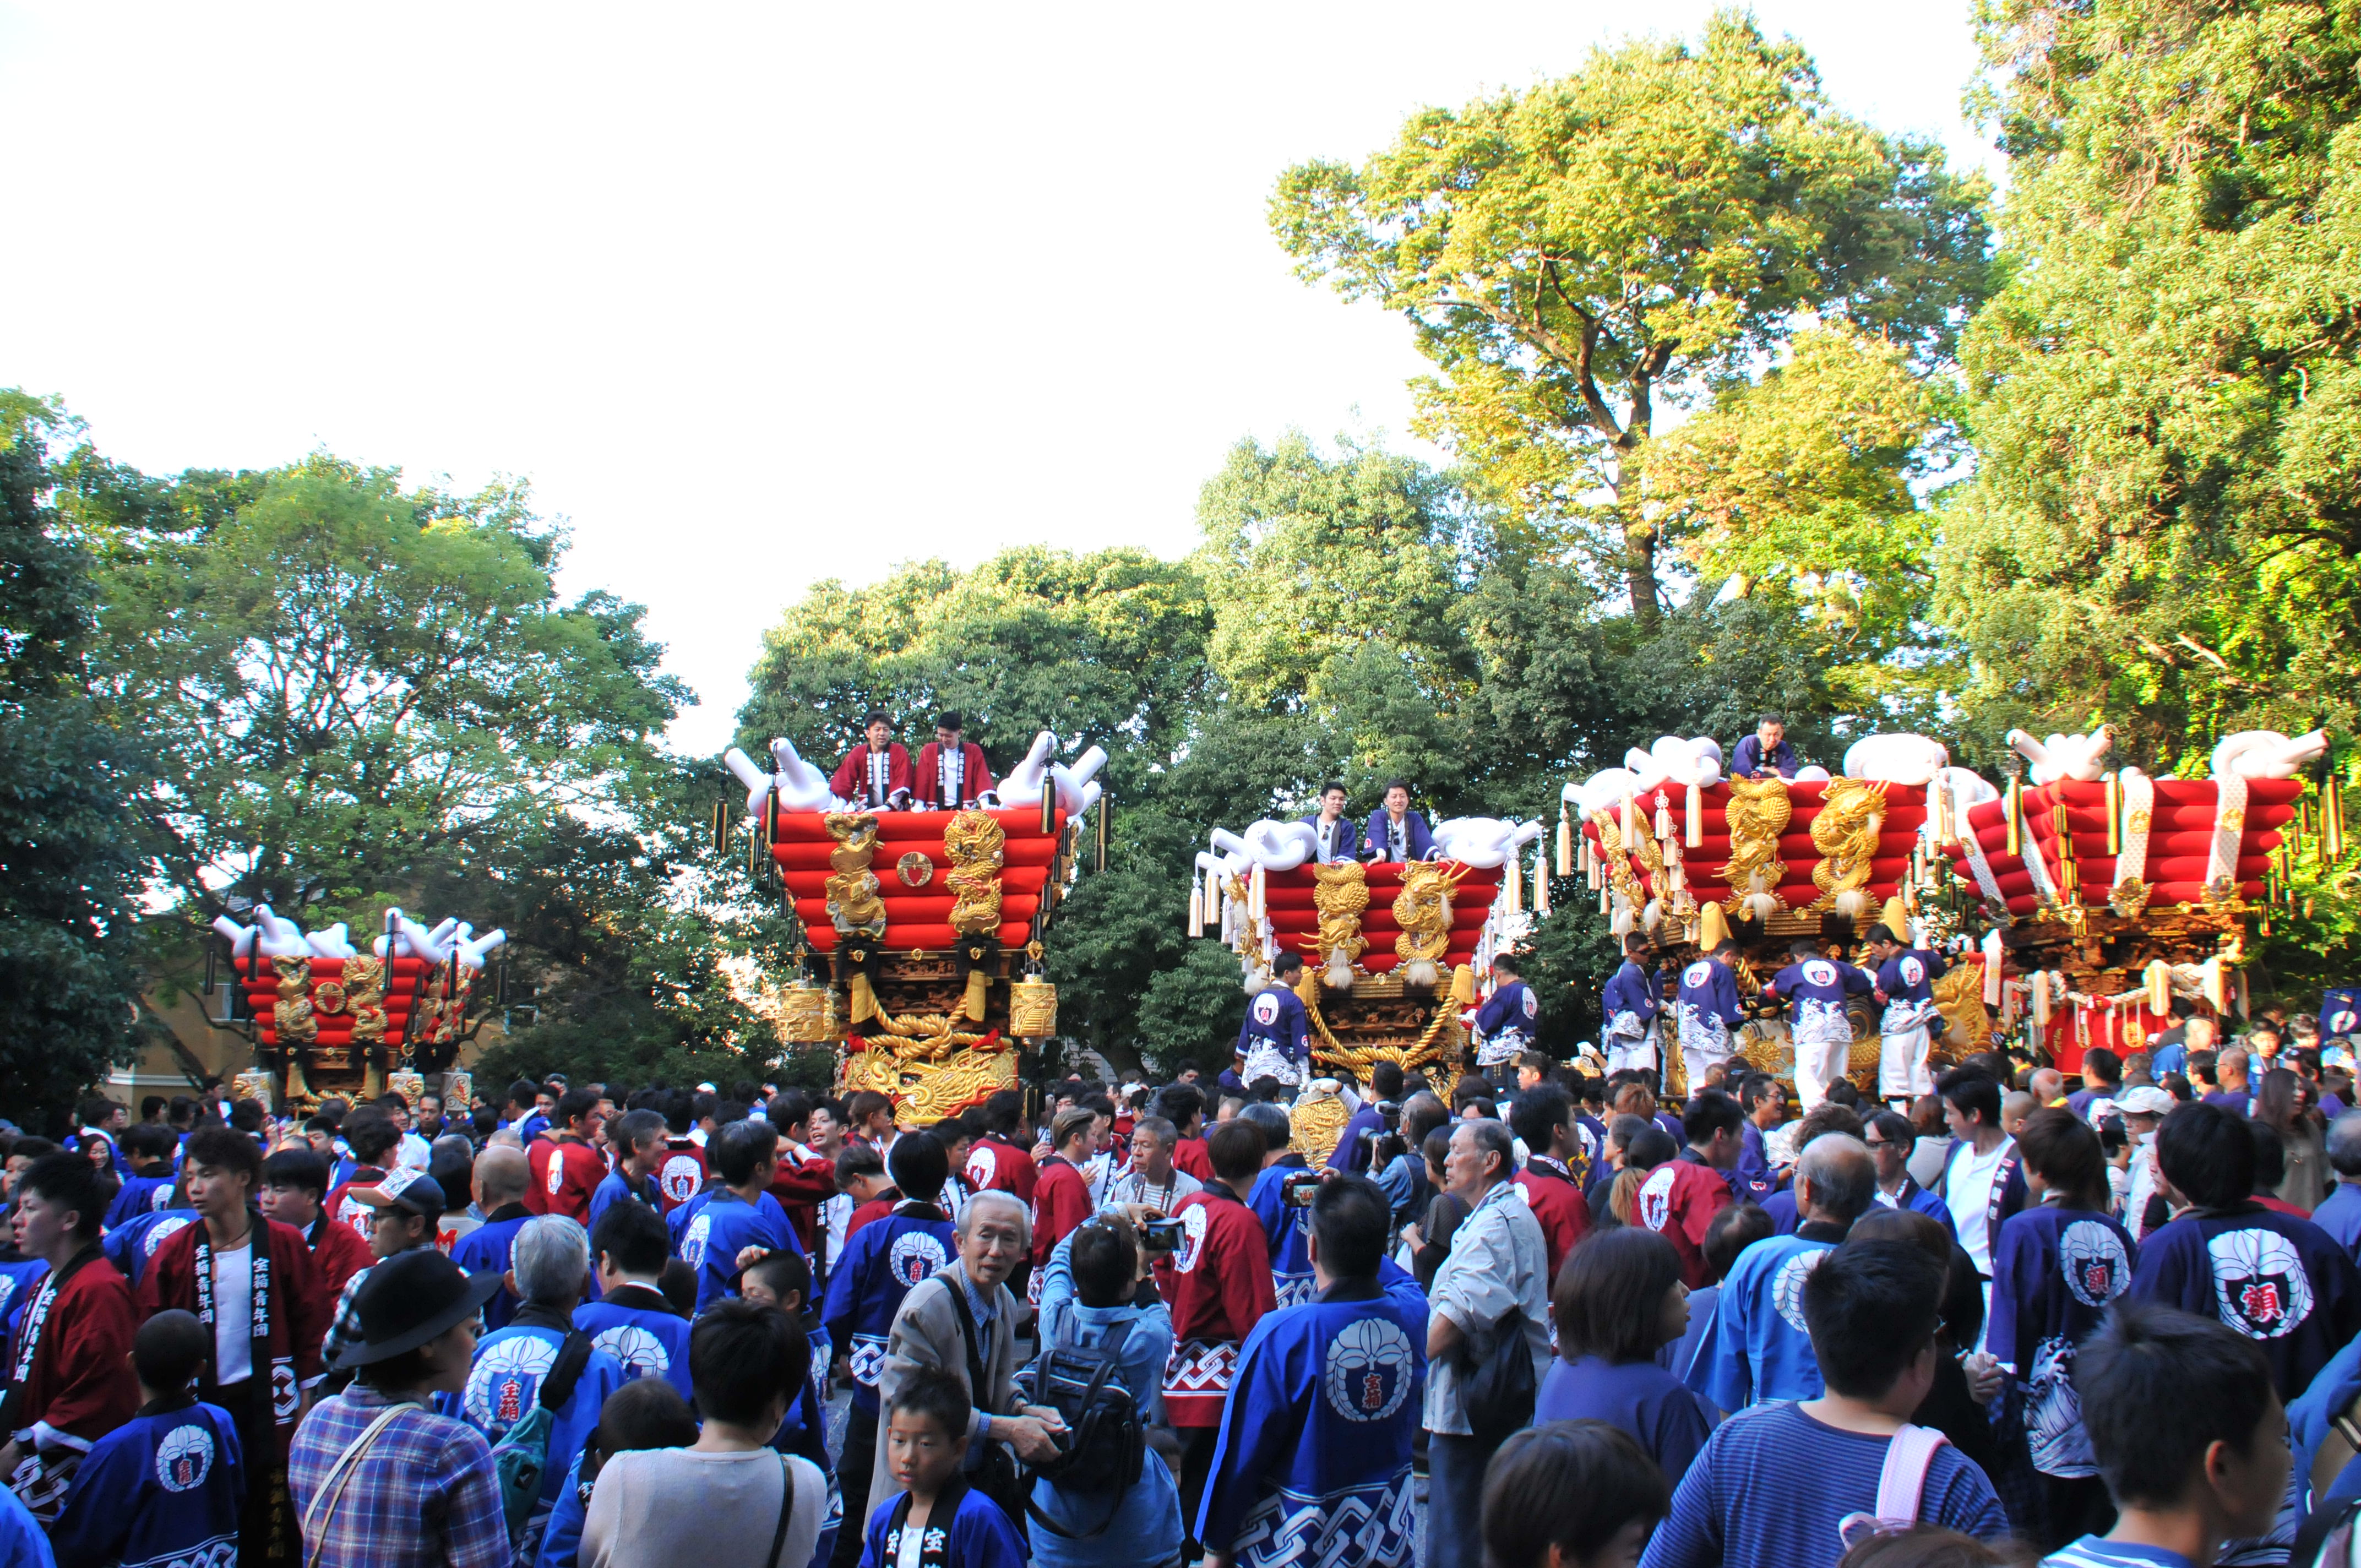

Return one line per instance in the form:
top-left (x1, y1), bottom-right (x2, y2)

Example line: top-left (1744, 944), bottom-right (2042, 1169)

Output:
top-left (1563, 725), bottom-right (2349, 1089)
top-left (1187, 811), bottom-right (1549, 1156)
top-left (209, 906), bottom-right (504, 1112)
top-left (722, 731), bottom-right (1105, 1125)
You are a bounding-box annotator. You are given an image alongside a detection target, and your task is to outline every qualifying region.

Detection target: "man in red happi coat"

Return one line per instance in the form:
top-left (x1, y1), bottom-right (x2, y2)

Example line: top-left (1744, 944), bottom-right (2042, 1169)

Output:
top-left (962, 1090), bottom-right (1038, 1205)
top-left (829, 711), bottom-right (913, 811)
top-left (526, 1087), bottom-right (610, 1223)
top-left (1155, 1119), bottom-right (1278, 1553)
top-left (1029, 1107), bottom-right (1102, 1266)
top-left (911, 712), bottom-right (997, 810)
top-left (0, 1153), bottom-right (139, 1523)
top-left (140, 1125), bottom-right (331, 1566)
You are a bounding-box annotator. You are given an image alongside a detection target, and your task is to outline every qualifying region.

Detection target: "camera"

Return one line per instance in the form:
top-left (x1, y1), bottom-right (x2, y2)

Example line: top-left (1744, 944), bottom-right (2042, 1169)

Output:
top-left (1281, 1170), bottom-right (1323, 1207)
top-left (1139, 1217), bottom-right (1185, 1251)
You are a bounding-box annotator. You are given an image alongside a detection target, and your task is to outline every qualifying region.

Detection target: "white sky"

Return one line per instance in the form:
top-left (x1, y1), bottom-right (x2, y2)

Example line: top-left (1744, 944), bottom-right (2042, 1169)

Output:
top-left (0, 2), bottom-right (1999, 755)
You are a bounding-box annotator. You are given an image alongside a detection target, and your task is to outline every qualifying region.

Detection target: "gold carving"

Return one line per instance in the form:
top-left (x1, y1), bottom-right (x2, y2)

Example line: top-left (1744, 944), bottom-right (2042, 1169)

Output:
top-left (1589, 809), bottom-right (1649, 914)
top-left (1392, 862), bottom-right (1462, 968)
top-left (824, 813), bottom-right (888, 935)
top-left (842, 1037), bottom-right (1018, 1125)
top-left (1009, 976), bottom-right (1059, 1037)
top-left (1290, 1082), bottom-right (1351, 1164)
top-left (443, 1071), bottom-right (471, 1109)
top-left (1718, 777), bottom-right (1793, 912)
top-left (1312, 862), bottom-right (1370, 971)
top-left (344, 956), bottom-right (388, 1046)
top-left (2127, 808), bottom-right (2152, 834)
top-left (896, 851), bottom-right (935, 888)
top-left (943, 810), bottom-right (1006, 937)
top-left (312, 979), bottom-right (349, 1015)
top-left (2109, 877), bottom-right (2152, 919)
top-left (779, 981), bottom-right (839, 1044)
top-left (231, 1069), bottom-right (275, 1105)
top-left (1807, 778), bottom-right (1888, 913)
top-left (2219, 806), bottom-right (2246, 834)
top-left (1929, 962), bottom-right (1992, 1053)
top-left (388, 1070), bottom-right (426, 1107)
top-left (273, 955), bottom-right (318, 1044)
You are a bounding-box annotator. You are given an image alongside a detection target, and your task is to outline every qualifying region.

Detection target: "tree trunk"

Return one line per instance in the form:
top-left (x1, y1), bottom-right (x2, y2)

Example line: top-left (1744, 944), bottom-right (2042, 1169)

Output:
top-left (1624, 525), bottom-right (1660, 631)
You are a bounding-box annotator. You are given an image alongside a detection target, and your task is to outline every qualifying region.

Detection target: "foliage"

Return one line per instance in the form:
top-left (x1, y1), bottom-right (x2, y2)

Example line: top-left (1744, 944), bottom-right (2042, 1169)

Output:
top-left (1272, 10), bottom-right (1989, 628)
top-left (0, 396), bottom-right (145, 1121)
top-left (1943, 0), bottom-right (2361, 771)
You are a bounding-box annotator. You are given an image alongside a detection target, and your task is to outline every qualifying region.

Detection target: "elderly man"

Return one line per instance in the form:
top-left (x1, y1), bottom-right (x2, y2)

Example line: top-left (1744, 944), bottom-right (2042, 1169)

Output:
top-left (2116, 1084), bottom-right (2175, 1241)
top-left (1107, 1115), bottom-right (1201, 1215)
top-left (2314, 1110), bottom-right (2361, 1262)
top-left (455, 1215), bottom-right (627, 1562)
top-left (1691, 1131), bottom-right (1876, 1412)
top-left (1422, 1120), bottom-right (1549, 1568)
top-left (1731, 714), bottom-right (1799, 780)
top-left (871, 1190), bottom-right (1063, 1512)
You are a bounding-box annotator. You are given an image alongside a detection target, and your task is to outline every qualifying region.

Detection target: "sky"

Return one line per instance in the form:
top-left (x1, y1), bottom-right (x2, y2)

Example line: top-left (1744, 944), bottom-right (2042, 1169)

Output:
top-left (0, 2), bottom-right (2000, 756)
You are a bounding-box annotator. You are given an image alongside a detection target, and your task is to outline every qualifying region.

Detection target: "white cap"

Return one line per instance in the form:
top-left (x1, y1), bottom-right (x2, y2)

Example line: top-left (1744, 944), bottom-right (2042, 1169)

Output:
top-left (2117, 1086), bottom-right (2175, 1117)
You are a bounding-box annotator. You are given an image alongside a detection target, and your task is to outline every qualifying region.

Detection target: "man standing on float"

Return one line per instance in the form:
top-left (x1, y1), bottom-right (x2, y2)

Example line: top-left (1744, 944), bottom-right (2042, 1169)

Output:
top-left (1865, 916), bottom-right (1947, 1109)
top-left (829, 711), bottom-right (912, 811)
top-left (1601, 933), bottom-right (1662, 1072)
top-left (1470, 952), bottom-right (1539, 1088)
top-left (1235, 953), bottom-right (1312, 1089)
top-left (912, 712), bottom-right (997, 810)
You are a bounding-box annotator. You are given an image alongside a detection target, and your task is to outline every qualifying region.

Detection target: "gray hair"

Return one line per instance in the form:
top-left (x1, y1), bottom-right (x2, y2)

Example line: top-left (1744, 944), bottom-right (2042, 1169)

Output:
top-left (2330, 1111), bottom-right (2361, 1178)
top-left (1460, 1118), bottom-right (1515, 1185)
top-left (959, 1189), bottom-right (1030, 1243)
top-left (1238, 1102), bottom-right (1292, 1146)
top-left (1131, 1115), bottom-right (1176, 1149)
top-left (1796, 1133), bottom-right (1876, 1223)
top-left (511, 1215), bottom-right (590, 1305)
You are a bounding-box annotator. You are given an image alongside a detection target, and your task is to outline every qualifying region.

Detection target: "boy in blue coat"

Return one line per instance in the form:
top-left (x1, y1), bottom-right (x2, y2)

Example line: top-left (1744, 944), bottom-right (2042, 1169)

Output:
top-left (50, 1309), bottom-right (243, 1568)
top-left (859, 1369), bottom-right (1027, 1568)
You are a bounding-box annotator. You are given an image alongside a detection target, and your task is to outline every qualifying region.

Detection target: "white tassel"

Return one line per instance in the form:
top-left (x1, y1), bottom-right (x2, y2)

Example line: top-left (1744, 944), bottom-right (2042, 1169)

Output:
top-left (1505, 856), bottom-right (1522, 914)
top-left (1655, 792), bottom-right (1673, 843)
top-left (1249, 865), bottom-right (1265, 922)
top-left (1687, 781), bottom-right (1702, 848)
top-left (1188, 885), bottom-right (1204, 935)
top-left (1534, 847), bottom-right (1551, 914)
top-left (2033, 970), bottom-right (2052, 1028)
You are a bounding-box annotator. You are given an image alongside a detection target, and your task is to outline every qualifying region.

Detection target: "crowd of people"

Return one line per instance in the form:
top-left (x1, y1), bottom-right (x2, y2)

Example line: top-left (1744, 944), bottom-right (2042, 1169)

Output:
top-left (0, 993), bottom-right (2358, 1568)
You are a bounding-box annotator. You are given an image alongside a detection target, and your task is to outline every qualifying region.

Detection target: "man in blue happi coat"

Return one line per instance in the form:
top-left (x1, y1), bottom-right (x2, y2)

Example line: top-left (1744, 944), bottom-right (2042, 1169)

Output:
top-left (1674, 942), bottom-right (1744, 1093)
top-left (1470, 952), bottom-right (1540, 1085)
top-left (1299, 782), bottom-right (1359, 866)
top-left (1235, 954), bottom-right (1313, 1090)
top-left (1363, 781), bottom-right (1435, 864)
top-left (1729, 714), bottom-right (1800, 780)
top-left (823, 1131), bottom-right (958, 1568)
top-left (1197, 1175), bottom-right (1427, 1568)
top-left (1764, 940), bottom-right (1876, 1112)
top-left (1865, 922), bottom-right (1949, 1108)
top-left (1601, 933), bottom-right (1664, 1072)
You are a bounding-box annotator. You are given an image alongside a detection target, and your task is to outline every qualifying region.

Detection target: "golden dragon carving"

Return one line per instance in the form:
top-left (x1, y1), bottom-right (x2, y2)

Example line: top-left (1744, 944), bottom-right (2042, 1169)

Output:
top-left (1392, 862), bottom-right (1461, 966)
top-left (1718, 777), bottom-right (1793, 913)
top-left (1312, 862), bottom-right (1370, 969)
top-left (942, 809), bottom-right (1006, 937)
top-left (1807, 778), bottom-right (1887, 912)
top-left (824, 812), bottom-right (888, 935)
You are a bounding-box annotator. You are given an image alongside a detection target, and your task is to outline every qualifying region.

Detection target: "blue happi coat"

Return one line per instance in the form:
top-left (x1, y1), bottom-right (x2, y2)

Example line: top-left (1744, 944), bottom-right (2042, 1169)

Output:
top-left (822, 1203), bottom-right (957, 1413)
top-left (1236, 985), bottom-right (1312, 1081)
top-left (100, 1208), bottom-right (197, 1287)
top-left (1875, 948), bottom-right (1948, 1032)
top-left (1247, 1155), bottom-right (1318, 1308)
top-left (2130, 1203), bottom-right (2361, 1401)
top-left (1985, 1201), bottom-right (2135, 1479)
top-left (1690, 1230), bottom-right (1838, 1412)
top-left (1766, 957), bottom-right (1875, 1044)
top-left (1473, 980), bottom-right (1539, 1060)
top-left (679, 1189), bottom-right (803, 1315)
top-left (573, 1282), bottom-right (694, 1400)
top-left (1195, 1274), bottom-right (1429, 1568)
top-left (104, 1174), bottom-right (177, 1230)
top-left (1675, 958), bottom-right (1743, 1054)
top-left (50, 1399), bottom-right (243, 1568)
top-left (1601, 960), bottom-right (1661, 1043)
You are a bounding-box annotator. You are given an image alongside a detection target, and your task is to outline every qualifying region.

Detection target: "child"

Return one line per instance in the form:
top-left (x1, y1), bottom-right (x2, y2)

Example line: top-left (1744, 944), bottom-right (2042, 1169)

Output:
top-left (534, 1376), bottom-right (700, 1568)
top-left (1649, 1239), bottom-right (2010, 1566)
top-left (858, 1369), bottom-right (1027, 1568)
top-left (50, 1309), bottom-right (244, 1567)
top-left (738, 1250), bottom-right (833, 1470)
top-left (2043, 1300), bottom-right (2288, 1568)
top-left (1480, 1419), bottom-right (1669, 1568)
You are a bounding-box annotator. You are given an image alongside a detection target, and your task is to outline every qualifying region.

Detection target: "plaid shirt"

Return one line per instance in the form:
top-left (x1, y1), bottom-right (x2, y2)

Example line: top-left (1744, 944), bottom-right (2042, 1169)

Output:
top-left (289, 1386), bottom-right (508, 1568)
top-left (318, 1263), bottom-right (372, 1377)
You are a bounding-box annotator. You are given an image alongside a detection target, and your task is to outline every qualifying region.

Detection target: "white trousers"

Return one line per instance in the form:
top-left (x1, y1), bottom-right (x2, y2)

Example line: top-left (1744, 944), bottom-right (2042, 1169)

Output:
top-left (1880, 1025), bottom-right (1934, 1103)
top-left (1794, 1032), bottom-right (1851, 1111)
top-left (1680, 1032), bottom-right (1733, 1095)
top-left (1606, 1036), bottom-right (1658, 1073)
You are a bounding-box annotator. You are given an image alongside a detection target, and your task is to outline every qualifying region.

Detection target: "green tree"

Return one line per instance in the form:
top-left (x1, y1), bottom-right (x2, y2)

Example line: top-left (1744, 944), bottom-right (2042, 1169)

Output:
top-left (0, 395), bottom-right (144, 1120)
top-left (1272, 11), bottom-right (1989, 629)
top-left (1944, 0), bottom-right (2361, 769)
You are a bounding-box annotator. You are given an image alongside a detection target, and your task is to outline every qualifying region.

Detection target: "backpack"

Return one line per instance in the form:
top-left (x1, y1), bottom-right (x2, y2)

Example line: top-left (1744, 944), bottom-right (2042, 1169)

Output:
top-left (489, 1330), bottom-right (595, 1543)
top-left (1836, 1424), bottom-right (1950, 1556)
top-left (1017, 1318), bottom-right (1145, 1536)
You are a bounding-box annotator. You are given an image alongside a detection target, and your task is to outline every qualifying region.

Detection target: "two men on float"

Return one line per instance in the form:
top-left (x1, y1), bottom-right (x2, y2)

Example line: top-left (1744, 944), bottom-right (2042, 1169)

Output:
top-left (829, 711), bottom-right (998, 812)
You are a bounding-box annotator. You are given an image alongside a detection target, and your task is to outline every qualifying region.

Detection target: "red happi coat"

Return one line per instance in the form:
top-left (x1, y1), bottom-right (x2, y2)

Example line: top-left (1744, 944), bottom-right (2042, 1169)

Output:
top-left (305, 1213), bottom-right (375, 1299)
top-left (9, 1250), bottom-right (139, 1448)
top-left (1030, 1156), bottom-right (1094, 1266)
top-left (1155, 1184), bottom-right (1276, 1428)
top-left (139, 1215), bottom-right (330, 1460)
top-left (829, 743), bottom-right (913, 808)
top-left (526, 1134), bottom-right (607, 1222)
top-left (912, 741), bottom-right (995, 807)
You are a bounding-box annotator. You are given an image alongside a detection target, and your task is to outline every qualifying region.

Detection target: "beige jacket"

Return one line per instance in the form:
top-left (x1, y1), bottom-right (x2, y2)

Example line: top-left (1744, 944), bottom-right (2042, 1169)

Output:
top-left (871, 1262), bottom-right (1021, 1501)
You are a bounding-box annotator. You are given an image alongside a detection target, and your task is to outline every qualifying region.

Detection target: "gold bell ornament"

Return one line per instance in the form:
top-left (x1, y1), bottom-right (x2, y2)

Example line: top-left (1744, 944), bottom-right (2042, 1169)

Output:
top-left (1009, 973), bottom-right (1058, 1039)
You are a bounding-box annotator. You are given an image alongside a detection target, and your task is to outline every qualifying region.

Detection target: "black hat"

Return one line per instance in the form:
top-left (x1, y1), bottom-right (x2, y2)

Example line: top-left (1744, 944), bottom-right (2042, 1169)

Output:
top-left (334, 1248), bottom-right (502, 1368)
